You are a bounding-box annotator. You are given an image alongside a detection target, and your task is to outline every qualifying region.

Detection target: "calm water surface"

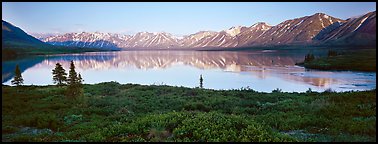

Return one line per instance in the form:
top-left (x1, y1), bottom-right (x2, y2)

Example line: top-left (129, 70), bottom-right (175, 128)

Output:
top-left (2, 50), bottom-right (376, 92)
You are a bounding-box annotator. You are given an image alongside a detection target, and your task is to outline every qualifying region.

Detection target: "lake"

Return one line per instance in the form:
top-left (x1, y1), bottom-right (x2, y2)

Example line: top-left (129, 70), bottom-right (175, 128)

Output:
top-left (2, 50), bottom-right (376, 92)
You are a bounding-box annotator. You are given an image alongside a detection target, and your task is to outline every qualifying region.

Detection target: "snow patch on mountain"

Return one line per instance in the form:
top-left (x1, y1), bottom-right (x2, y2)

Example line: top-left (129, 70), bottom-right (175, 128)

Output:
top-left (225, 26), bottom-right (244, 37)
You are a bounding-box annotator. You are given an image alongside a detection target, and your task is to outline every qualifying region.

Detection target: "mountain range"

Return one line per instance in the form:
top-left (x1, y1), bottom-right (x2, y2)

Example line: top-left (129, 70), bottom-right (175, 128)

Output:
top-left (2, 20), bottom-right (47, 47)
top-left (3, 11), bottom-right (376, 51)
top-left (2, 20), bottom-right (119, 59)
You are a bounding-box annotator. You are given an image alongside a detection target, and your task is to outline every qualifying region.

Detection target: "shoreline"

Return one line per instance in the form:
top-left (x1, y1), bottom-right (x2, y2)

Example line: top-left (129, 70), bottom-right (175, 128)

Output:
top-left (295, 48), bottom-right (376, 72)
top-left (1, 82), bottom-right (376, 93)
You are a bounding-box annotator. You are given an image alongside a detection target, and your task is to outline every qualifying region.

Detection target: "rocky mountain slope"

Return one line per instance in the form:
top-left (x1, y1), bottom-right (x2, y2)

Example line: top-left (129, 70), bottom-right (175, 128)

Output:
top-left (314, 11), bottom-right (376, 46)
top-left (38, 11), bottom-right (376, 49)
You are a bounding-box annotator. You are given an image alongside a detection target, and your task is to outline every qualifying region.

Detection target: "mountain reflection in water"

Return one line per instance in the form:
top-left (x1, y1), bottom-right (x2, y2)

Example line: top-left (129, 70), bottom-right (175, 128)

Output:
top-left (2, 50), bottom-right (376, 92)
top-left (36, 51), bottom-right (301, 70)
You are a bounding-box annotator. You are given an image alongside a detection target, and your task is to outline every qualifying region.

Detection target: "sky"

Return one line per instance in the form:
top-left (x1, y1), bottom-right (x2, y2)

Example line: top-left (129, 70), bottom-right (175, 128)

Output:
top-left (2, 2), bottom-right (376, 36)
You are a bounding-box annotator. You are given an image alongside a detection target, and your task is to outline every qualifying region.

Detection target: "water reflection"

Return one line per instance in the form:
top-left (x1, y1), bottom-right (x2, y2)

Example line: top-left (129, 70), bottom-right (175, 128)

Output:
top-left (2, 50), bottom-right (376, 92)
top-left (35, 51), bottom-right (303, 70)
top-left (2, 56), bottom-right (45, 83)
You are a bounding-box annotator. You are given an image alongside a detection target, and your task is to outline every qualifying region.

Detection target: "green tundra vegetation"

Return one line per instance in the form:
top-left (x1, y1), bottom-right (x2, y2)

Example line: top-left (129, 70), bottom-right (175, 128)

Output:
top-left (2, 82), bottom-right (376, 142)
top-left (297, 48), bottom-right (376, 72)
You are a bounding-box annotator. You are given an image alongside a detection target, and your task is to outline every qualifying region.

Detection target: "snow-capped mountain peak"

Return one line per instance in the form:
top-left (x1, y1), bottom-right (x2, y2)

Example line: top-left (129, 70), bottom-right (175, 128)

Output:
top-left (250, 22), bottom-right (271, 30)
top-left (225, 26), bottom-right (246, 37)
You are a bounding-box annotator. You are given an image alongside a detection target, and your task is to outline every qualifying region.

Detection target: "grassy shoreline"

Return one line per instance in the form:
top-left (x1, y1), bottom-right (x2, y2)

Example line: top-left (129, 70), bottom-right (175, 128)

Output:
top-left (2, 82), bottom-right (376, 142)
top-left (296, 48), bottom-right (376, 72)
top-left (2, 44), bottom-right (120, 61)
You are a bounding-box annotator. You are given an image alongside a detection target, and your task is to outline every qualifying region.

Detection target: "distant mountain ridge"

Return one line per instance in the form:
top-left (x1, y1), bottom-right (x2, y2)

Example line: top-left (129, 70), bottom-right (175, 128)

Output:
top-left (3, 11), bottom-right (376, 51)
top-left (42, 32), bottom-right (122, 49)
top-left (2, 20), bottom-right (119, 59)
top-left (40, 11), bottom-right (375, 49)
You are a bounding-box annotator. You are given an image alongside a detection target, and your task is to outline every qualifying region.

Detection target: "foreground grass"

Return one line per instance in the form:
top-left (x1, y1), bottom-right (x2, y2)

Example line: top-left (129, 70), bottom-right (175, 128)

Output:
top-left (297, 48), bottom-right (376, 72)
top-left (2, 82), bottom-right (376, 142)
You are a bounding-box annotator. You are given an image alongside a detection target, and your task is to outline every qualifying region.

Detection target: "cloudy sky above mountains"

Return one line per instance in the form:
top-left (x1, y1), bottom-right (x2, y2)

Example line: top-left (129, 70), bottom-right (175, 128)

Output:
top-left (2, 2), bottom-right (376, 36)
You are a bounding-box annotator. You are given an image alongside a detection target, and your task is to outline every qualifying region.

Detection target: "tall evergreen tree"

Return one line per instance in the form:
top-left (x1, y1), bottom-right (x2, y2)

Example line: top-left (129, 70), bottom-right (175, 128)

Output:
top-left (67, 61), bottom-right (78, 86)
top-left (304, 53), bottom-right (315, 63)
top-left (77, 73), bottom-right (84, 89)
top-left (52, 63), bottom-right (67, 86)
top-left (78, 73), bottom-right (83, 84)
top-left (199, 74), bottom-right (203, 88)
top-left (66, 61), bottom-right (83, 98)
top-left (11, 64), bottom-right (24, 86)
top-left (77, 73), bottom-right (84, 95)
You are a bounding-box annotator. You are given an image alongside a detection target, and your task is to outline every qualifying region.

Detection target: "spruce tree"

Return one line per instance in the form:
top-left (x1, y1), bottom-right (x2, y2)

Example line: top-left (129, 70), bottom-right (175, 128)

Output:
top-left (67, 61), bottom-right (77, 86)
top-left (78, 73), bottom-right (83, 84)
top-left (66, 61), bottom-right (83, 98)
top-left (11, 64), bottom-right (24, 86)
top-left (199, 74), bottom-right (203, 88)
top-left (304, 53), bottom-right (315, 63)
top-left (77, 73), bottom-right (84, 95)
top-left (77, 73), bottom-right (84, 89)
top-left (52, 63), bottom-right (67, 86)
